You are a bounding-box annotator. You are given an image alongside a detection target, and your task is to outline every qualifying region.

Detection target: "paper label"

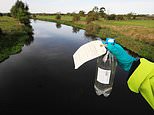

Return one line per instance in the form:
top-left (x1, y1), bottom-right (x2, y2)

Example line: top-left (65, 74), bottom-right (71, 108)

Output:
top-left (97, 67), bottom-right (111, 84)
top-left (73, 40), bottom-right (106, 69)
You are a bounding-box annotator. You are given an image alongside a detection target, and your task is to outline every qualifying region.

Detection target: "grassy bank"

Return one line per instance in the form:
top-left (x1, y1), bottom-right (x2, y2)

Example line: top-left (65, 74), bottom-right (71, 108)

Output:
top-left (36, 15), bottom-right (154, 61)
top-left (0, 16), bottom-right (33, 62)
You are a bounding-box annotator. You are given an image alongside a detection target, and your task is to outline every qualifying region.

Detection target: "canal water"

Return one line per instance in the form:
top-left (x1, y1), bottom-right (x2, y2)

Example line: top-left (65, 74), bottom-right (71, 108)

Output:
top-left (0, 20), bottom-right (153, 114)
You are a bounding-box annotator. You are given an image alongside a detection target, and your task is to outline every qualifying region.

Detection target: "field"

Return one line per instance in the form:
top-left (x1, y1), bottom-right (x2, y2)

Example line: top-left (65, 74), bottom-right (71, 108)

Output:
top-left (0, 16), bottom-right (24, 32)
top-left (36, 15), bottom-right (154, 61)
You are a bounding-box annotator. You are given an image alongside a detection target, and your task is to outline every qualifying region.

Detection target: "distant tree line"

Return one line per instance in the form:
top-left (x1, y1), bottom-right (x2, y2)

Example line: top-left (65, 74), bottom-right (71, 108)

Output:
top-left (0, 13), bottom-right (11, 17)
top-left (46, 6), bottom-right (154, 24)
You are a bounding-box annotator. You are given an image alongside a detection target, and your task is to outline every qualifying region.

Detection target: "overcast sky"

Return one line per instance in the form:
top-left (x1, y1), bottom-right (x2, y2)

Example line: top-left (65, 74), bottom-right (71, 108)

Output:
top-left (0, 0), bottom-right (154, 14)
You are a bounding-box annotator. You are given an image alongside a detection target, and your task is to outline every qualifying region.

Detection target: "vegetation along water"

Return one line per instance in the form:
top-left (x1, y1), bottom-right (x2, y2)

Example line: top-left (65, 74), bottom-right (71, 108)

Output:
top-left (35, 13), bottom-right (154, 61)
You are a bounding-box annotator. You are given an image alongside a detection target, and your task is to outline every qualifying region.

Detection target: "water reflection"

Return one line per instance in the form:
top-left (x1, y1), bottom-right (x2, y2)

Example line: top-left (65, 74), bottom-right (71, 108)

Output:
top-left (72, 26), bottom-right (80, 33)
top-left (0, 25), bottom-right (34, 62)
top-left (25, 34), bottom-right (34, 46)
top-left (84, 31), bottom-right (98, 41)
top-left (56, 23), bottom-right (62, 29)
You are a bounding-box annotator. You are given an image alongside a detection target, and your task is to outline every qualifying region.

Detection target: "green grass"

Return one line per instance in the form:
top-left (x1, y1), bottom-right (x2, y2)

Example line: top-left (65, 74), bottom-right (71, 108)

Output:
top-left (38, 15), bottom-right (154, 28)
top-left (95, 20), bottom-right (154, 28)
top-left (0, 16), bottom-right (23, 32)
top-left (37, 15), bottom-right (86, 21)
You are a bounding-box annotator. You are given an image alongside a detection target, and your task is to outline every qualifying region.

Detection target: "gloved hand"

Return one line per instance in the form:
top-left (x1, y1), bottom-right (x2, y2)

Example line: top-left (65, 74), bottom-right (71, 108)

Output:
top-left (103, 39), bottom-right (137, 71)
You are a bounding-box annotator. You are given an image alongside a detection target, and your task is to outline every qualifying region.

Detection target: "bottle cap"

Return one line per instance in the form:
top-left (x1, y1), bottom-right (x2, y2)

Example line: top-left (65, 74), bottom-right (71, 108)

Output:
top-left (106, 38), bottom-right (115, 44)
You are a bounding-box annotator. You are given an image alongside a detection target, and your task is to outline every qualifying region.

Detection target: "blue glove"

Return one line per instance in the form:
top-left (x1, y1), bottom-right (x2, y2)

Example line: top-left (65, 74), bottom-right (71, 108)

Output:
top-left (103, 39), bottom-right (137, 71)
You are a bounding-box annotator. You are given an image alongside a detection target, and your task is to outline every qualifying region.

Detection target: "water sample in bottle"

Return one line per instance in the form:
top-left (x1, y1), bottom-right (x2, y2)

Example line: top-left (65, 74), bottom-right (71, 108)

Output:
top-left (94, 51), bottom-right (117, 97)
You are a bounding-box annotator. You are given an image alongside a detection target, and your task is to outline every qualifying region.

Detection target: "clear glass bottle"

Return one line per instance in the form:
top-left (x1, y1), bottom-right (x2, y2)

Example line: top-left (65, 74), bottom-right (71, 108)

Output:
top-left (94, 51), bottom-right (117, 97)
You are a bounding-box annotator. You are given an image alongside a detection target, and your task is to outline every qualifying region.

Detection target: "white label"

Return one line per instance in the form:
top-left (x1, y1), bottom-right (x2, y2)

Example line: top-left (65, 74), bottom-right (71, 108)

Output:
top-left (97, 67), bottom-right (111, 84)
top-left (73, 40), bottom-right (106, 69)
